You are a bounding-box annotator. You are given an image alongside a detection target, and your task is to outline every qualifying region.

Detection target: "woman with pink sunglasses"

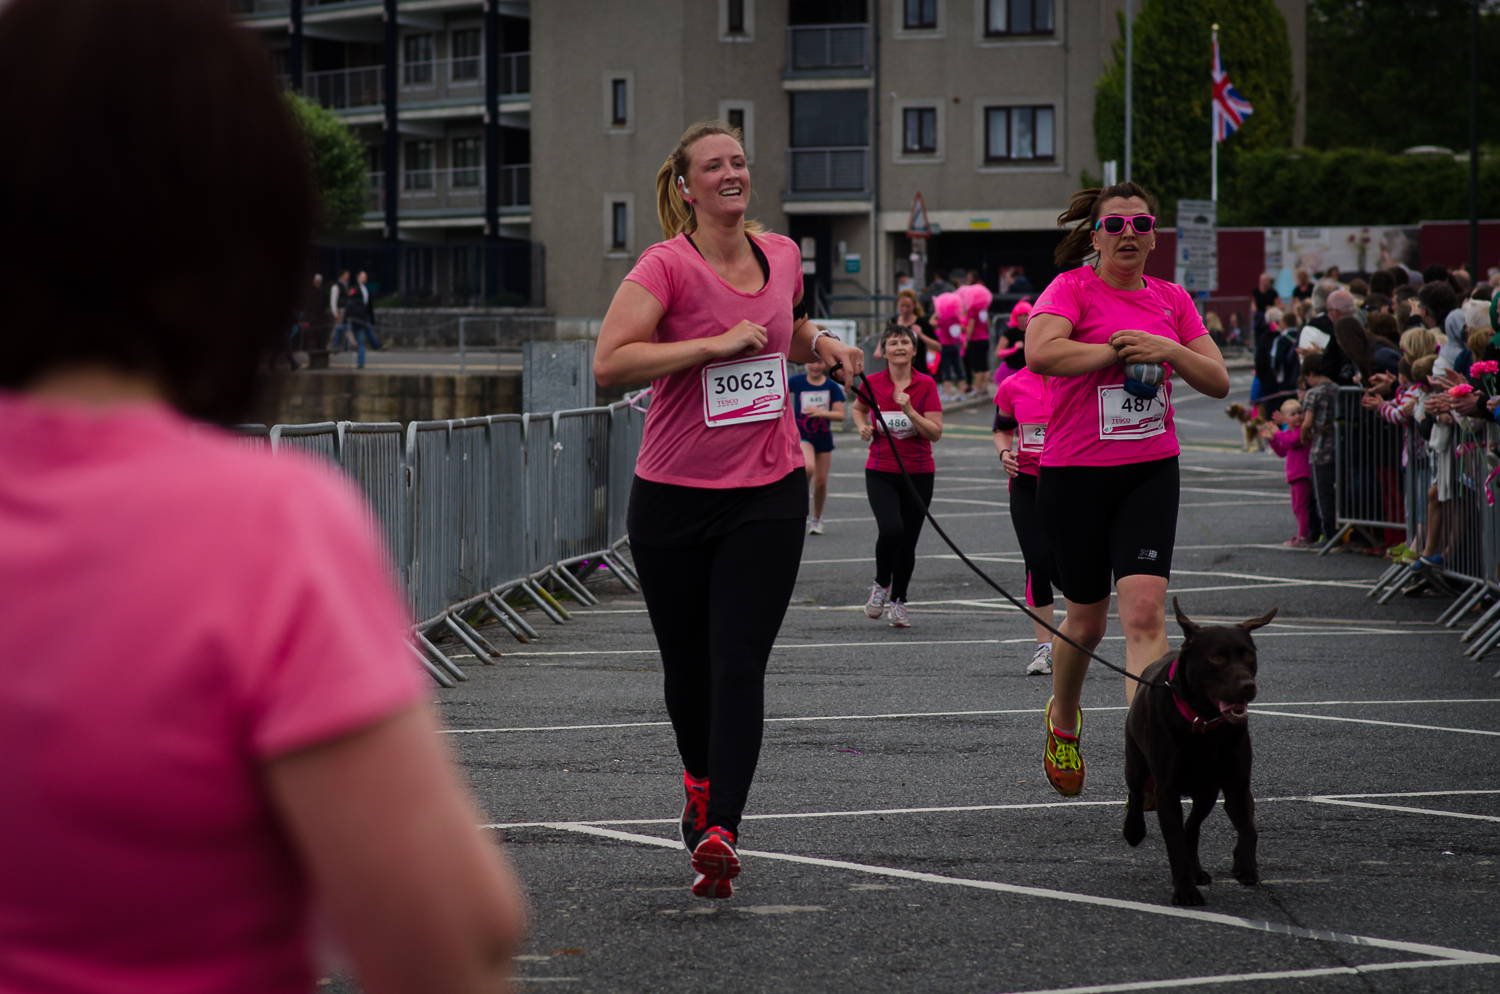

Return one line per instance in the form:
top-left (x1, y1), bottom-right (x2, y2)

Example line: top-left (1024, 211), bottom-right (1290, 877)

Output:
top-left (1023, 183), bottom-right (1229, 799)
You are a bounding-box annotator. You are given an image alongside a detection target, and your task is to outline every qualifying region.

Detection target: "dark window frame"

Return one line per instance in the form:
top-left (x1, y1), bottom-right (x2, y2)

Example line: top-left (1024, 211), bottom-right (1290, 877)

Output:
top-left (610, 78), bottom-right (628, 126)
top-left (983, 105), bottom-right (1056, 163)
top-left (610, 201), bottom-right (629, 251)
top-left (902, 106), bottom-right (937, 154)
top-left (727, 0), bottom-right (746, 34)
top-left (727, 107), bottom-right (746, 135)
top-left (450, 28), bottom-right (481, 82)
top-left (903, 0), bottom-right (937, 29)
top-left (983, 0), bottom-right (1055, 37)
top-left (402, 33), bottom-right (435, 86)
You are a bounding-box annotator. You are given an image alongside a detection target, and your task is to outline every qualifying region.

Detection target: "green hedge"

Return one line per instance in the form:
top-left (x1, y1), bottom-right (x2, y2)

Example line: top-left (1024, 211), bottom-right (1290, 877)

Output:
top-left (1221, 147), bottom-right (1500, 226)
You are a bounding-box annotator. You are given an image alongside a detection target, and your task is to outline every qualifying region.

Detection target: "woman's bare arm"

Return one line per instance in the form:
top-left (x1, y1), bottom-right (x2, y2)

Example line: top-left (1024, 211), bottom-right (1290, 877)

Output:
top-left (593, 281), bottom-right (766, 387)
top-left (266, 705), bottom-right (527, 994)
top-left (1025, 313), bottom-right (1119, 377)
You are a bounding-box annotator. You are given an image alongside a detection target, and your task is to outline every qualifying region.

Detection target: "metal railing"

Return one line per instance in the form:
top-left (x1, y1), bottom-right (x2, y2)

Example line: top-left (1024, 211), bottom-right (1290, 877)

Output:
top-left (1347, 389), bottom-right (1500, 671)
top-left (302, 52), bottom-right (529, 112)
top-left (243, 398), bottom-right (647, 687)
top-left (787, 147), bottom-right (868, 194)
top-left (367, 164), bottom-right (529, 213)
top-left (228, 0), bottom-right (289, 14)
top-left (787, 24), bottom-right (869, 71)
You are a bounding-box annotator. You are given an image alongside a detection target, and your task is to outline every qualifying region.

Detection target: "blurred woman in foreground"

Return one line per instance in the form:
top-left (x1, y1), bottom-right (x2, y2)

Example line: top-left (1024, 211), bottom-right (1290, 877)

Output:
top-left (0, 1), bottom-right (525, 991)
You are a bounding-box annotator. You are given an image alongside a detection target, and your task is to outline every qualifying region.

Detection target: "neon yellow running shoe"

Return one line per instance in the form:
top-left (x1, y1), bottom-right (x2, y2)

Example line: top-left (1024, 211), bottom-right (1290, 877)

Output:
top-left (1044, 696), bottom-right (1085, 797)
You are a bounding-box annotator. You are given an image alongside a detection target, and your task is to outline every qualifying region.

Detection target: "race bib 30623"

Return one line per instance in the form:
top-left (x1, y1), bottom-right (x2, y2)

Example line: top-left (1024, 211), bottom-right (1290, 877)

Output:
top-left (702, 354), bottom-right (788, 428)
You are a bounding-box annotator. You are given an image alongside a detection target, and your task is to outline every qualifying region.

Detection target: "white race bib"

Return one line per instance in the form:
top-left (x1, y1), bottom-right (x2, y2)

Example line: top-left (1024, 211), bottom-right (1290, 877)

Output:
top-left (1019, 422), bottom-right (1047, 453)
top-left (1097, 382), bottom-right (1170, 440)
top-left (702, 354), bottom-right (788, 428)
top-left (799, 389), bottom-right (831, 414)
top-left (877, 410), bottom-right (916, 439)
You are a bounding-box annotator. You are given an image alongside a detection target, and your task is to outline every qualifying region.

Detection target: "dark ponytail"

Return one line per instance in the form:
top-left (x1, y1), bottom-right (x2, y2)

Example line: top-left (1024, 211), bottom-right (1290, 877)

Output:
top-left (1052, 182), bottom-right (1160, 267)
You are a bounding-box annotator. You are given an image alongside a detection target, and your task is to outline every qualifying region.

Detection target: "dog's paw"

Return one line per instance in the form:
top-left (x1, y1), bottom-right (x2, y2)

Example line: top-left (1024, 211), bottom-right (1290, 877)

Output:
top-left (1171, 884), bottom-right (1206, 906)
top-left (1192, 868), bottom-right (1212, 885)
top-left (1233, 864), bottom-right (1260, 886)
top-left (1123, 806), bottom-right (1146, 847)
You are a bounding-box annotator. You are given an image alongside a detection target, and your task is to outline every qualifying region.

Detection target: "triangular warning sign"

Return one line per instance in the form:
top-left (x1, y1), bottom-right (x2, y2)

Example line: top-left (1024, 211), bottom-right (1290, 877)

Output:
top-left (906, 191), bottom-right (931, 238)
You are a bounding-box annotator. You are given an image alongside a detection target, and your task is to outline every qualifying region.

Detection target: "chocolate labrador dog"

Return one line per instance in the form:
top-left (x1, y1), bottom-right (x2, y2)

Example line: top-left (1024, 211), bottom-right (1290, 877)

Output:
top-left (1123, 598), bottom-right (1277, 906)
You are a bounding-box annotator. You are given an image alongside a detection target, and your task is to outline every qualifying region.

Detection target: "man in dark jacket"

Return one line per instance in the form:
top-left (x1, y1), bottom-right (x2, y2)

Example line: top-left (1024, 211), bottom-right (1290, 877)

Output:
top-left (345, 270), bottom-right (383, 368)
top-left (1312, 287), bottom-right (1359, 385)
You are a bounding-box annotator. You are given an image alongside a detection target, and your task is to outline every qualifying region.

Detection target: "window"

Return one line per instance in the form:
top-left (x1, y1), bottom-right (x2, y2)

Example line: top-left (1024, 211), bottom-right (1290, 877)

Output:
top-left (791, 91), bottom-right (868, 148)
top-left (904, 0), bottom-right (936, 28)
top-left (402, 34), bottom-right (434, 85)
top-left (984, 105), bottom-right (1054, 161)
top-left (452, 137), bottom-right (482, 188)
top-left (611, 202), bottom-right (629, 250)
top-left (451, 28), bottom-right (481, 82)
top-left (718, 100), bottom-right (755, 161)
top-left (611, 78), bottom-right (628, 126)
top-left (403, 140), bottom-right (434, 191)
top-left (985, 0), bottom-right (1054, 35)
top-left (719, 0), bottom-right (754, 40)
top-left (727, 0), bottom-right (746, 33)
top-left (902, 107), bottom-right (937, 153)
top-left (727, 108), bottom-right (745, 134)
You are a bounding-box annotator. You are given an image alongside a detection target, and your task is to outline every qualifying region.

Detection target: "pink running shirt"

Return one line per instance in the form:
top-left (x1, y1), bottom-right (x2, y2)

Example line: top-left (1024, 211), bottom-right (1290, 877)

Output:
top-left (994, 367), bottom-right (1051, 476)
top-left (625, 232), bottom-right (804, 488)
top-left (958, 283), bottom-right (993, 342)
top-left (1030, 265), bottom-right (1208, 467)
top-left (0, 393), bottom-right (425, 994)
top-left (859, 369), bottom-right (942, 474)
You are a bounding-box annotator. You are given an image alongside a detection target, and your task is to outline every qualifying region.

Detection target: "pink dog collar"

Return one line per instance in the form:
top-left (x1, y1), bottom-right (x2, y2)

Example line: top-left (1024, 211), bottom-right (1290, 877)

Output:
top-left (1168, 657), bottom-right (1225, 734)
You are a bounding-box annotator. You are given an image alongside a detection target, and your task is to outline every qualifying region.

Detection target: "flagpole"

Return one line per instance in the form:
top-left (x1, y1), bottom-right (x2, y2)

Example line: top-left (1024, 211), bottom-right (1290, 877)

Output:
top-left (1210, 23), bottom-right (1218, 203)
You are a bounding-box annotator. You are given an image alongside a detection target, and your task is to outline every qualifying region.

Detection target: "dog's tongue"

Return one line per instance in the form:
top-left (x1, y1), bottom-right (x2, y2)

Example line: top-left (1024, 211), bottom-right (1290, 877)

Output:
top-left (1212, 697), bottom-right (1249, 721)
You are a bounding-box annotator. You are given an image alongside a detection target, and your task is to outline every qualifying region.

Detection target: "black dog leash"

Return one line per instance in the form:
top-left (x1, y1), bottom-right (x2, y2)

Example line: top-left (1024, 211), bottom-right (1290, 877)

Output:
top-left (830, 364), bottom-right (1169, 692)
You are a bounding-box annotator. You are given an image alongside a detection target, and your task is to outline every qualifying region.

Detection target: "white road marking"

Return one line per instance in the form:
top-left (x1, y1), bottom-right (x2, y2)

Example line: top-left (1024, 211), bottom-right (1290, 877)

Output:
top-left (530, 824), bottom-right (1500, 972)
top-left (986, 959), bottom-right (1481, 994)
top-left (1306, 797), bottom-right (1500, 823)
top-left (1251, 709), bottom-right (1500, 737)
top-left (443, 700), bottom-right (1498, 736)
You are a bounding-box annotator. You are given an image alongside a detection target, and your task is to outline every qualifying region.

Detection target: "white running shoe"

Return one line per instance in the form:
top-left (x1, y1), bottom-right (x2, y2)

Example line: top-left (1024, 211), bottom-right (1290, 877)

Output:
top-left (887, 599), bottom-right (910, 627)
top-left (1026, 642), bottom-right (1053, 675)
top-left (864, 582), bottom-right (891, 619)
top-left (808, 517), bottom-right (825, 535)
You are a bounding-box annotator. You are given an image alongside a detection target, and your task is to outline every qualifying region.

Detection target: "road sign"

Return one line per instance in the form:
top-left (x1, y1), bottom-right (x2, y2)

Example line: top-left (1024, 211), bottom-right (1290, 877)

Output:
top-left (1174, 198), bottom-right (1217, 292)
top-left (906, 191), bottom-right (931, 239)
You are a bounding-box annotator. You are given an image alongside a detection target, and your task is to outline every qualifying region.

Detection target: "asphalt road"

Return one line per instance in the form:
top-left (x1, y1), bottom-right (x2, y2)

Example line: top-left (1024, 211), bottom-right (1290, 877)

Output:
top-left (333, 370), bottom-right (1500, 994)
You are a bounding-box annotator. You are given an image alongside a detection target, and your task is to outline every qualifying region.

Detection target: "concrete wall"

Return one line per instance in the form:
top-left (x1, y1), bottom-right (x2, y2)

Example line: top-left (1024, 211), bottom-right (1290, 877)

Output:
top-left (261, 371), bottom-right (521, 424)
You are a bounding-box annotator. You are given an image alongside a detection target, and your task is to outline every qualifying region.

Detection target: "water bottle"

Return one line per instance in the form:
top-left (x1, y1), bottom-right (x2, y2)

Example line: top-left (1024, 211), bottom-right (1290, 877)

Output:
top-left (1123, 362), bottom-right (1164, 400)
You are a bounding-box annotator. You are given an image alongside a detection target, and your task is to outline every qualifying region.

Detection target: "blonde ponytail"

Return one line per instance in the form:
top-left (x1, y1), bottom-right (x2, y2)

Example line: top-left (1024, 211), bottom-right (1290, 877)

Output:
top-left (654, 119), bottom-right (764, 240)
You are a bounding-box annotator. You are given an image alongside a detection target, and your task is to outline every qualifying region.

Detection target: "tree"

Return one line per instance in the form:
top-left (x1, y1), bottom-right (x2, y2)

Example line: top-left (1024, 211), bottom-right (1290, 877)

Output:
top-left (1308, 0), bottom-right (1500, 154)
top-left (1093, 0), bottom-right (1296, 222)
top-left (283, 92), bottom-right (368, 235)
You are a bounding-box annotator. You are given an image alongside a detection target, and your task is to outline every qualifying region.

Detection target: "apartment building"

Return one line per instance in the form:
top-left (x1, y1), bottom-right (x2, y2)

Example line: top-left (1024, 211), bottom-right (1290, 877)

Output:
top-left (235, 0), bottom-right (1305, 316)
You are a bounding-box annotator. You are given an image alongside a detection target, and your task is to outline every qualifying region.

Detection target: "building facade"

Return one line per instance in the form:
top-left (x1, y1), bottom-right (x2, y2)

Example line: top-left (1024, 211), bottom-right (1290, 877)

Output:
top-left (235, 0), bottom-right (1306, 317)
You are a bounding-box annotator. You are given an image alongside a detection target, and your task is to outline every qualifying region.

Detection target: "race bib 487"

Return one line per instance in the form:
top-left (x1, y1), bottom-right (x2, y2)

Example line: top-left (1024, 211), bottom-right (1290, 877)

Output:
top-left (1097, 383), bottom-right (1169, 440)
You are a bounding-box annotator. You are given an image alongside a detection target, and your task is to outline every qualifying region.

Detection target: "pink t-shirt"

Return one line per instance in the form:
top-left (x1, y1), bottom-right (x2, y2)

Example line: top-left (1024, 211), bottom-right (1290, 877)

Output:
top-left (994, 367), bottom-right (1051, 476)
top-left (0, 393), bottom-right (425, 994)
top-left (860, 369), bottom-right (942, 473)
top-left (1030, 266), bottom-right (1208, 467)
top-left (625, 232), bottom-right (804, 488)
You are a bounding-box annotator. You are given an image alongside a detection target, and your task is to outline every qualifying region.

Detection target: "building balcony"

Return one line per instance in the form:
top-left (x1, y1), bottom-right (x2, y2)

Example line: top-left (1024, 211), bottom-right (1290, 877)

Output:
top-left (786, 147), bottom-right (868, 196)
top-left (785, 24), bottom-right (869, 75)
top-left (227, 0), bottom-right (288, 15)
top-left (366, 164), bottom-right (531, 218)
top-left (304, 53), bottom-right (529, 114)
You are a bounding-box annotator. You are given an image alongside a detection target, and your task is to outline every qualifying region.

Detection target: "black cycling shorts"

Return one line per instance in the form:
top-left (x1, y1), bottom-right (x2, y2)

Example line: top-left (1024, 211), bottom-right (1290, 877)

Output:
top-left (963, 339), bottom-right (990, 376)
top-left (1035, 456), bottom-right (1179, 605)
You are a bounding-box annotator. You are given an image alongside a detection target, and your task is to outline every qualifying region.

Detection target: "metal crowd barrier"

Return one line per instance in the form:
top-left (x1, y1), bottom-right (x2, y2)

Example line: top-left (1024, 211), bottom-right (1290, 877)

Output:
top-left (1351, 394), bottom-right (1500, 674)
top-left (239, 395), bottom-right (648, 687)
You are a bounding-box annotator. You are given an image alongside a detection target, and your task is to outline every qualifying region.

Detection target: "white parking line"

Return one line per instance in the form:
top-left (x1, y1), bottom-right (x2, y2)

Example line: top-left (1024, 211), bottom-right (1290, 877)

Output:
top-left (442, 700), bottom-right (1498, 736)
top-left (1250, 709), bottom-right (1500, 737)
top-left (528, 823), bottom-right (1500, 983)
top-left (986, 959), bottom-right (1480, 994)
top-left (1306, 797), bottom-right (1500, 823)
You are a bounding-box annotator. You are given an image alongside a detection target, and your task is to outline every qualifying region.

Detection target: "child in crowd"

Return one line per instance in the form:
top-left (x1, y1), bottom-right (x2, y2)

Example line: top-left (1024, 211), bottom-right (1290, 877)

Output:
top-left (1261, 398), bottom-right (1314, 547)
top-left (789, 358), bottom-right (846, 536)
top-left (1300, 355), bottom-right (1340, 546)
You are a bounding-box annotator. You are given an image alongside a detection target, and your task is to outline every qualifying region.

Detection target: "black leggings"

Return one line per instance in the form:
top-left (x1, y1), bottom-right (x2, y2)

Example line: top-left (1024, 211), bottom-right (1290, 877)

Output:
top-left (1008, 473), bottom-right (1056, 608)
top-left (865, 469), bottom-right (935, 602)
top-left (629, 518), bottom-right (805, 837)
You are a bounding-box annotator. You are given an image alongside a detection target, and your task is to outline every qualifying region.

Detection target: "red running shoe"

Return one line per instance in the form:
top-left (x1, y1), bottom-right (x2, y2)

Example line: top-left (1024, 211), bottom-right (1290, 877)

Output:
top-left (690, 826), bottom-right (741, 899)
top-left (680, 771), bottom-right (709, 851)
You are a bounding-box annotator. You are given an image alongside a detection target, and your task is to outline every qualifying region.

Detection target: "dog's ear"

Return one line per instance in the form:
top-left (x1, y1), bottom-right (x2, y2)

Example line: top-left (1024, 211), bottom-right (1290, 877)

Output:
top-left (1173, 597), bottom-right (1201, 640)
top-left (1238, 606), bottom-right (1279, 632)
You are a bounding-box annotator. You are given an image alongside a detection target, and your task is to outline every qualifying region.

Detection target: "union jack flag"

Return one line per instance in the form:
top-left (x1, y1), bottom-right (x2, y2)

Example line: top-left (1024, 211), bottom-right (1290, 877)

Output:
top-left (1211, 37), bottom-right (1254, 141)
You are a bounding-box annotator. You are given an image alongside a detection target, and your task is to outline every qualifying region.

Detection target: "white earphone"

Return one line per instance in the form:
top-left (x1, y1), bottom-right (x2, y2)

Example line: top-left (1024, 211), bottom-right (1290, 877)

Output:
top-left (677, 175), bottom-right (694, 203)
